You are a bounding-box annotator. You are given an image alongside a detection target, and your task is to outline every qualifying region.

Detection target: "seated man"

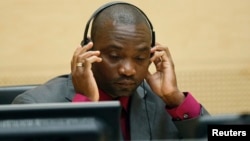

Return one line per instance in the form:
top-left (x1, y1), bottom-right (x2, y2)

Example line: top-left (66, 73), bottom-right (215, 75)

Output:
top-left (12, 2), bottom-right (210, 140)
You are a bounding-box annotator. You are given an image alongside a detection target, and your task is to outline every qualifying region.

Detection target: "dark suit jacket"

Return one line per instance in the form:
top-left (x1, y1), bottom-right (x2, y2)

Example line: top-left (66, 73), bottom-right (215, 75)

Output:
top-left (12, 74), bottom-right (209, 140)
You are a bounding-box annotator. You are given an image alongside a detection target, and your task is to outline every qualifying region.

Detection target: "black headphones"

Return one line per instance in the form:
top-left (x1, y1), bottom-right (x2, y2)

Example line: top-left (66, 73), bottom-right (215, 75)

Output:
top-left (80, 1), bottom-right (155, 47)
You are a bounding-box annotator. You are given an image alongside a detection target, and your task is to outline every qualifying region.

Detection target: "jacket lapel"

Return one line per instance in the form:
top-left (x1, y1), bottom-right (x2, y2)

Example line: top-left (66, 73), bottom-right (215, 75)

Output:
top-left (129, 86), bottom-right (156, 140)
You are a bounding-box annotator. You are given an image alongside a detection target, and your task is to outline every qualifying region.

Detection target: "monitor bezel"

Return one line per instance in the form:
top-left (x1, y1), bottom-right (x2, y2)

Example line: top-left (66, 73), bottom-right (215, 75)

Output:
top-left (0, 101), bottom-right (122, 141)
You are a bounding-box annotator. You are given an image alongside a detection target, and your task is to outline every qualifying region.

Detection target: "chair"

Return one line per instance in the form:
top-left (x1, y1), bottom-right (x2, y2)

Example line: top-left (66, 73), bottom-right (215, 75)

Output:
top-left (0, 85), bottom-right (38, 104)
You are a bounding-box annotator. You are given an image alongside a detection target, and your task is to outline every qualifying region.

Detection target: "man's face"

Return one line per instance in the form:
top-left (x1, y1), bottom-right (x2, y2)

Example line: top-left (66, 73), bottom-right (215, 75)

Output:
top-left (92, 22), bottom-right (152, 98)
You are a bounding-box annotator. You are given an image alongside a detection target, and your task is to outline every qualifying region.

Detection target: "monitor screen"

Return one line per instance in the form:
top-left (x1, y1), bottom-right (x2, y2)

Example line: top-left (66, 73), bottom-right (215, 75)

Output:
top-left (0, 101), bottom-right (122, 141)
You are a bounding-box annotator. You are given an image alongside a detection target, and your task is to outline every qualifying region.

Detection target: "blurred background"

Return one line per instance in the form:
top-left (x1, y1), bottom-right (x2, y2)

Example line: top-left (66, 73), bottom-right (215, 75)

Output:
top-left (0, 0), bottom-right (249, 115)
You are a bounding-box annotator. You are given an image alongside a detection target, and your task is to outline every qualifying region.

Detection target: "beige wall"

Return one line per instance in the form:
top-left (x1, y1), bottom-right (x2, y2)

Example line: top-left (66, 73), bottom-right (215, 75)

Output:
top-left (0, 0), bottom-right (250, 115)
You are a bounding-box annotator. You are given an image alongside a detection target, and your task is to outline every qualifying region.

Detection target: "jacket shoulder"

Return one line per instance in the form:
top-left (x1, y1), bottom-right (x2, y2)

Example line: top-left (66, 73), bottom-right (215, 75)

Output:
top-left (12, 74), bottom-right (74, 104)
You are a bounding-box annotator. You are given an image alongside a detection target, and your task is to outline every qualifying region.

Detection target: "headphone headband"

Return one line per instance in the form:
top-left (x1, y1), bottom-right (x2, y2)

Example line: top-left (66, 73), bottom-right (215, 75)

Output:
top-left (81, 1), bottom-right (155, 47)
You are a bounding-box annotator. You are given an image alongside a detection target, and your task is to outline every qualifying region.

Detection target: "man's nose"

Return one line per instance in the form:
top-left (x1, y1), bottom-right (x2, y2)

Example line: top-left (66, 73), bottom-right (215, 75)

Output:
top-left (118, 60), bottom-right (136, 76)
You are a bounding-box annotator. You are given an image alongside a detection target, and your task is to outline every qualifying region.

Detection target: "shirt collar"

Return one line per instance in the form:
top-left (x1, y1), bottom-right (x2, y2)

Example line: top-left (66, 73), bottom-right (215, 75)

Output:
top-left (99, 89), bottom-right (130, 112)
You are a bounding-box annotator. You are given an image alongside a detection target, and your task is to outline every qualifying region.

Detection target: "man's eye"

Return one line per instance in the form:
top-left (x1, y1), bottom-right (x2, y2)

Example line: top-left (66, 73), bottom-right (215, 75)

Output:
top-left (137, 57), bottom-right (145, 60)
top-left (109, 54), bottom-right (120, 60)
top-left (136, 56), bottom-right (147, 61)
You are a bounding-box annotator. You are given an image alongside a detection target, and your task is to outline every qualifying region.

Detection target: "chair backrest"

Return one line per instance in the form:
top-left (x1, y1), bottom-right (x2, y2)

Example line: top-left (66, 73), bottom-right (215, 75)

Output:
top-left (0, 85), bottom-right (38, 104)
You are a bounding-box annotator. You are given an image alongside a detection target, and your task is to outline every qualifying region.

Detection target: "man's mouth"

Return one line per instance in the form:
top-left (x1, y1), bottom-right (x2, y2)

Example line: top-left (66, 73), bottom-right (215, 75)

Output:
top-left (115, 80), bottom-right (136, 88)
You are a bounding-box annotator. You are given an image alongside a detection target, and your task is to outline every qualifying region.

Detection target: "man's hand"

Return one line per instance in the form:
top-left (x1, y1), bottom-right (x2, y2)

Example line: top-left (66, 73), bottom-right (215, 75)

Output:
top-left (145, 43), bottom-right (185, 108)
top-left (71, 42), bottom-right (102, 101)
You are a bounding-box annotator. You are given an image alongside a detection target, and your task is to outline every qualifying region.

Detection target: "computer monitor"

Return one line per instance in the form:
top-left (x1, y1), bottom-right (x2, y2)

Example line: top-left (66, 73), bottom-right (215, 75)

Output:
top-left (0, 101), bottom-right (122, 141)
top-left (195, 113), bottom-right (250, 139)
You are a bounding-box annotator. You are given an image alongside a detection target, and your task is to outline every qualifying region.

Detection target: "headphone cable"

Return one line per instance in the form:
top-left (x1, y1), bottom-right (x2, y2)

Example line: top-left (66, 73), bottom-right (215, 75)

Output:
top-left (143, 80), bottom-right (152, 140)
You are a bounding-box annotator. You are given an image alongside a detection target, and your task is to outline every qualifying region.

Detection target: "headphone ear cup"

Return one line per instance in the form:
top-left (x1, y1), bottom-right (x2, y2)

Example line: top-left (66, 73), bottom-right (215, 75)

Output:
top-left (81, 37), bottom-right (91, 47)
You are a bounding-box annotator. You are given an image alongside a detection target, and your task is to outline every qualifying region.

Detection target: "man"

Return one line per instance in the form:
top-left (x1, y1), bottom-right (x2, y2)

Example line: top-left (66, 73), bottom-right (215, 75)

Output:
top-left (12, 2), bottom-right (209, 140)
